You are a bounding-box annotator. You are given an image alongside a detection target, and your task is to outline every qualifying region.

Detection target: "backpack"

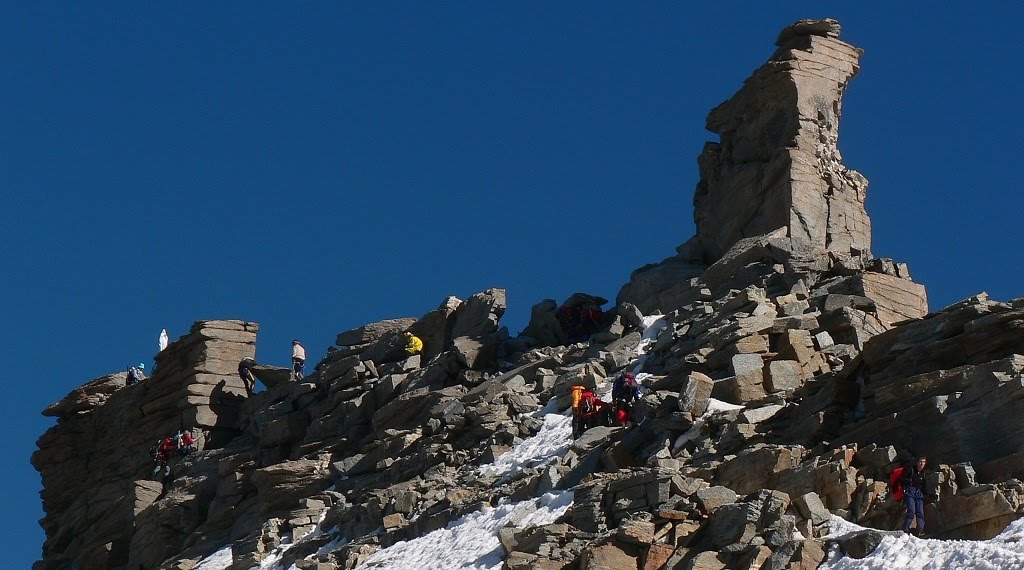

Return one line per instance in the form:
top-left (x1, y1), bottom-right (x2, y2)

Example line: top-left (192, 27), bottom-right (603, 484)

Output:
top-left (579, 393), bottom-right (595, 415)
top-left (889, 467), bottom-right (905, 502)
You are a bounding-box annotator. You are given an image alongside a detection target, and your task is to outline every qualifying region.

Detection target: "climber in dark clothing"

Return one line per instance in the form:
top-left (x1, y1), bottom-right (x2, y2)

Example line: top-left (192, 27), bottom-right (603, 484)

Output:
top-left (611, 372), bottom-right (640, 426)
top-left (901, 456), bottom-right (934, 534)
top-left (238, 358), bottom-right (257, 397)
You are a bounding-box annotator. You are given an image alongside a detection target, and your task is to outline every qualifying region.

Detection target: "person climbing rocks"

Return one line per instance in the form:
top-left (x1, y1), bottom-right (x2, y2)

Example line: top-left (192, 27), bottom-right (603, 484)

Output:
top-left (126, 363), bottom-right (147, 386)
top-left (292, 340), bottom-right (306, 380)
top-left (579, 305), bottom-right (603, 341)
top-left (238, 357), bottom-right (257, 397)
top-left (574, 387), bottom-right (609, 437)
top-left (175, 429), bottom-right (196, 455)
top-left (571, 384), bottom-right (585, 437)
top-left (611, 371), bottom-right (640, 427)
top-left (404, 332), bottom-right (423, 357)
top-left (900, 455), bottom-right (934, 535)
top-left (153, 436), bottom-right (175, 478)
top-left (557, 305), bottom-right (582, 344)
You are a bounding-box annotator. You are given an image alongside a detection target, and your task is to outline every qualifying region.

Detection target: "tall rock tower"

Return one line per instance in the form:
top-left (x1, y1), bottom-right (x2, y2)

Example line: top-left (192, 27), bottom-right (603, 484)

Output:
top-left (692, 19), bottom-right (870, 263)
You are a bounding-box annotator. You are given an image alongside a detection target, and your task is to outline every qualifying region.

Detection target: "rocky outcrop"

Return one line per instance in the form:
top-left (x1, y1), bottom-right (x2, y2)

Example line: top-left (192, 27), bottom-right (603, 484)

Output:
top-left (32, 320), bottom-right (256, 569)
top-left (692, 18), bottom-right (869, 264)
top-left (30, 18), bottom-right (1024, 570)
top-left (619, 18), bottom-right (874, 313)
top-left (839, 294), bottom-right (1024, 483)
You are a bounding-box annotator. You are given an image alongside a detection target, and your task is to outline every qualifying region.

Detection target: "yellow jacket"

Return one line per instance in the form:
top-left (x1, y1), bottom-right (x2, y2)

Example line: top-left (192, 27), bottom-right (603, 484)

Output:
top-left (405, 334), bottom-right (423, 355)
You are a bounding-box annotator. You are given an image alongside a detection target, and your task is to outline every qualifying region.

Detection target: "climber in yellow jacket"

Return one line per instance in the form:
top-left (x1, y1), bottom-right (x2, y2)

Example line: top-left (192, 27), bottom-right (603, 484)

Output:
top-left (404, 332), bottom-right (423, 356)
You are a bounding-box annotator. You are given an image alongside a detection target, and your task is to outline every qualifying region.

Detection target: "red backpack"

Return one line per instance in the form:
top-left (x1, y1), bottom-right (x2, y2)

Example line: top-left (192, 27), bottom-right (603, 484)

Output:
top-left (579, 391), bottom-right (597, 415)
top-left (889, 467), bottom-right (905, 502)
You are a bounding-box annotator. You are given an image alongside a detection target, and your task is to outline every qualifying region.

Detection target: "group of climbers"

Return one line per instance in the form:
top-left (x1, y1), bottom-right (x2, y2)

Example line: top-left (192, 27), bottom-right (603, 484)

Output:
top-left (557, 303), bottom-right (604, 344)
top-left (571, 371), bottom-right (640, 438)
top-left (151, 429), bottom-right (196, 479)
top-left (131, 327), bottom-right (427, 397)
top-left (237, 333), bottom-right (424, 397)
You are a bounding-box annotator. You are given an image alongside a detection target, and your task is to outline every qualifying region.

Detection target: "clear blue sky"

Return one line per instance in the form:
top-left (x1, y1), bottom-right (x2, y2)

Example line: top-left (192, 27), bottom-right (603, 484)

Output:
top-left (2, 4), bottom-right (1022, 566)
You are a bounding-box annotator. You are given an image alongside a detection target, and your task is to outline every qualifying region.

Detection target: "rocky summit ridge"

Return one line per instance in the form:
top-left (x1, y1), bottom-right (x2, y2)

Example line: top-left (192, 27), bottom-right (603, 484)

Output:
top-left (32, 19), bottom-right (1024, 570)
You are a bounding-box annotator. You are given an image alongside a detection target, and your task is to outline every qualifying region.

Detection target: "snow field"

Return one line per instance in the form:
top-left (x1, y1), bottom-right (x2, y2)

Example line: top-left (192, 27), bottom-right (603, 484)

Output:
top-left (354, 491), bottom-right (574, 570)
top-left (823, 515), bottom-right (1024, 570)
top-left (478, 412), bottom-right (573, 479)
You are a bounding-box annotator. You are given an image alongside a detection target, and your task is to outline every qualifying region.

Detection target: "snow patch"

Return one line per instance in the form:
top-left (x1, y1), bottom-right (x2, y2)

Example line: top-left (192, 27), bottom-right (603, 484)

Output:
top-left (823, 515), bottom-right (1024, 570)
top-left (478, 412), bottom-right (573, 478)
top-left (193, 545), bottom-right (233, 570)
top-left (672, 398), bottom-right (742, 452)
top-left (630, 315), bottom-right (668, 374)
top-left (355, 491), bottom-right (573, 570)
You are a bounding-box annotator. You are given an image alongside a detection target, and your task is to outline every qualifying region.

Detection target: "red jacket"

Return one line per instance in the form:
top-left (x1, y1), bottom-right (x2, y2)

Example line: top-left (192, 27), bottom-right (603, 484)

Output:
top-left (156, 437), bottom-right (175, 461)
top-left (578, 391), bottom-right (606, 417)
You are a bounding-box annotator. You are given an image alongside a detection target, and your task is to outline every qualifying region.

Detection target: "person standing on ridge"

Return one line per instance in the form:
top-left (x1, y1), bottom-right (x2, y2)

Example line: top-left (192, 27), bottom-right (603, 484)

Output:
top-left (292, 340), bottom-right (306, 380)
top-left (900, 455), bottom-right (934, 536)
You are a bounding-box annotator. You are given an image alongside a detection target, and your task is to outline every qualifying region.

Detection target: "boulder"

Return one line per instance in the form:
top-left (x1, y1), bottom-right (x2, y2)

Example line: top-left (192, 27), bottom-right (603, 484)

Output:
top-left (336, 318), bottom-right (418, 347)
top-left (249, 362), bottom-right (293, 389)
top-left (695, 486), bottom-right (737, 513)
top-left (452, 335), bottom-right (499, 370)
top-left (408, 296), bottom-right (462, 361)
top-left (252, 459), bottom-right (332, 514)
top-left (450, 288), bottom-right (506, 339)
top-left (725, 353), bottom-right (766, 403)
top-left (679, 372), bottom-right (714, 416)
top-left (521, 299), bottom-right (564, 347)
top-left (793, 492), bottom-right (830, 525)
top-left (581, 542), bottom-right (639, 570)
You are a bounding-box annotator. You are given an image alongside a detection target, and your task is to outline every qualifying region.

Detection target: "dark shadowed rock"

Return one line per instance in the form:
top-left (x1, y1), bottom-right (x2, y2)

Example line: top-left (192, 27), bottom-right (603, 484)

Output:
top-left (336, 317), bottom-right (418, 347)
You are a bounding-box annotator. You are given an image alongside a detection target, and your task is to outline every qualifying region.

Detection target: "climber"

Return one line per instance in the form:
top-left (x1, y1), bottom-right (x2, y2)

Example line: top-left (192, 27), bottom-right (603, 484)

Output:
top-left (900, 455), bottom-right (934, 535)
top-left (611, 371), bottom-right (640, 427)
top-left (579, 305), bottom-right (603, 341)
top-left (570, 384), bottom-right (585, 437)
top-left (175, 429), bottom-right (196, 455)
top-left (292, 340), bottom-right (306, 380)
top-left (404, 331), bottom-right (423, 356)
top-left (126, 363), bottom-right (147, 386)
top-left (557, 305), bottom-right (581, 344)
top-left (153, 436), bottom-right (175, 478)
top-left (574, 387), bottom-right (609, 437)
top-left (238, 357), bottom-right (257, 397)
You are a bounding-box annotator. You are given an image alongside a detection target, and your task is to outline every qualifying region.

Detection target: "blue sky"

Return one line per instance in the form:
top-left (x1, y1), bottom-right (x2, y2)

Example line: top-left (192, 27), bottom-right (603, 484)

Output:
top-left (2, 4), bottom-right (1023, 566)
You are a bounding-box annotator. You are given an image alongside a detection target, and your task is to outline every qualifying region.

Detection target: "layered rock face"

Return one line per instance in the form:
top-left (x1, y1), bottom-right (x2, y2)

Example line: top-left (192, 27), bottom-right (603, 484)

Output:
top-left (31, 18), bottom-right (1024, 570)
top-left (692, 18), bottom-right (870, 264)
top-left (32, 320), bottom-right (256, 569)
